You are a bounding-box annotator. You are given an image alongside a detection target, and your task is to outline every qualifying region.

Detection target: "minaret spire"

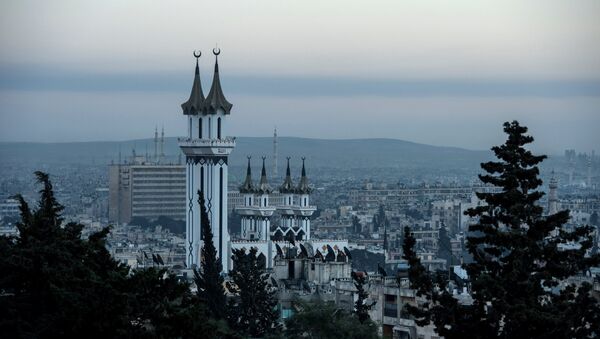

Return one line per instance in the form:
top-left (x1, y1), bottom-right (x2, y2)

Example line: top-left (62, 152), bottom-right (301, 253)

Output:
top-left (202, 48), bottom-right (233, 114)
top-left (181, 51), bottom-right (205, 115)
top-left (239, 156), bottom-right (255, 193)
top-left (280, 157), bottom-right (295, 193)
top-left (296, 157), bottom-right (311, 194)
top-left (257, 156), bottom-right (272, 194)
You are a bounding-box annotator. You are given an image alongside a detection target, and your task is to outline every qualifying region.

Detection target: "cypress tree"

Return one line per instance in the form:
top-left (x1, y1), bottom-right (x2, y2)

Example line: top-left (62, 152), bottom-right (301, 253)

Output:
top-left (227, 247), bottom-right (279, 337)
top-left (402, 226), bottom-right (432, 297)
top-left (410, 121), bottom-right (600, 338)
top-left (193, 189), bottom-right (226, 319)
top-left (437, 225), bottom-right (453, 265)
top-left (351, 271), bottom-right (376, 323)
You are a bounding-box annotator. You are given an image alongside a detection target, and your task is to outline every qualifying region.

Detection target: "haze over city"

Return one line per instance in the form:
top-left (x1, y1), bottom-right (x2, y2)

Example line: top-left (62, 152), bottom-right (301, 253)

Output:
top-left (1, 0), bottom-right (599, 154)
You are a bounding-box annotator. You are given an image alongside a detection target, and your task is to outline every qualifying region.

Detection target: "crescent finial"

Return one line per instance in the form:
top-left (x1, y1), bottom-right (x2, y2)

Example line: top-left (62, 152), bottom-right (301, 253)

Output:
top-left (213, 47), bottom-right (221, 56)
top-left (301, 156), bottom-right (306, 161)
top-left (193, 50), bottom-right (201, 58)
top-left (247, 155), bottom-right (252, 160)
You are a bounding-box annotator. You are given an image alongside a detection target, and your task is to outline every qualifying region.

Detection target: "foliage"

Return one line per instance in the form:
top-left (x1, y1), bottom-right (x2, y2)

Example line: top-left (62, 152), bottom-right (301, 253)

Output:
top-left (284, 301), bottom-right (379, 339)
top-left (351, 271), bottom-right (376, 323)
top-left (193, 189), bottom-right (226, 319)
top-left (0, 172), bottom-right (235, 338)
top-left (401, 226), bottom-right (432, 297)
top-left (407, 121), bottom-right (600, 339)
top-left (227, 247), bottom-right (280, 338)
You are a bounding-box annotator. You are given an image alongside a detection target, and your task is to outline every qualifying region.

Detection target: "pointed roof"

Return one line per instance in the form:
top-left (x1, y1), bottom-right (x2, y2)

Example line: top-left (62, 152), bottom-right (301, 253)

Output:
top-left (256, 157), bottom-right (272, 194)
top-left (279, 157), bottom-right (295, 193)
top-left (181, 52), bottom-right (205, 115)
top-left (202, 48), bottom-right (233, 115)
top-left (239, 157), bottom-right (255, 193)
top-left (296, 157), bottom-right (312, 194)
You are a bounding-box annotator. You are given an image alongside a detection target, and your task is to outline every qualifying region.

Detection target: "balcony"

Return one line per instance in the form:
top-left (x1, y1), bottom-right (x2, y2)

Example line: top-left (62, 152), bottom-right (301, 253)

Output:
top-left (178, 137), bottom-right (236, 156)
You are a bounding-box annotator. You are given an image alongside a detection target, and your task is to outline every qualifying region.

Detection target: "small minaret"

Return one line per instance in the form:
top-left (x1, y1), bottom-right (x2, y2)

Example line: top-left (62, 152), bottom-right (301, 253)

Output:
top-left (239, 157), bottom-right (256, 240)
top-left (295, 157), bottom-right (315, 239)
top-left (548, 171), bottom-right (558, 215)
top-left (279, 157), bottom-right (295, 229)
top-left (273, 127), bottom-right (278, 178)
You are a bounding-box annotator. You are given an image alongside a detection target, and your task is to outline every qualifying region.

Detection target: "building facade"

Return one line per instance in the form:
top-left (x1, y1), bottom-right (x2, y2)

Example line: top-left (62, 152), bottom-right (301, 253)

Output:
top-left (108, 158), bottom-right (186, 224)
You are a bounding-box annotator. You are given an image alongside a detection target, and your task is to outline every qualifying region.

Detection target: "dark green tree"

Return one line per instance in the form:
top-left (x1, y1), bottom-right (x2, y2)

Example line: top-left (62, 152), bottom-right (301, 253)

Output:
top-left (284, 301), bottom-right (379, 339)
top-left (0, 172), bottom-right (235, 338)
top-left (193, 190), bottom-right (226, 319)
top-left (437, 225), bottom-right (452, 265)
top-left (0, 172), bottom-right (131, 338)
top-left (227, 247), bottom-right (280, 337)
top-left (410, 121), bottom-right (600, 338)
top-left (351, 271), bottom-right (376, 323)
top-left (401, 226), bottom-right (432, 297)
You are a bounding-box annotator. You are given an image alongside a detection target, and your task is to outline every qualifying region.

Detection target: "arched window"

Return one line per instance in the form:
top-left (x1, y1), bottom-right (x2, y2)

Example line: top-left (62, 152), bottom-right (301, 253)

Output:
top-left (208, 117), bottom-right (211, 138)
top-left (217, 117), bottom-right (222, 139)
top-left (264, 198), bottom-right (267, 206)
top-left (199, 118), bottom-right (203, 139)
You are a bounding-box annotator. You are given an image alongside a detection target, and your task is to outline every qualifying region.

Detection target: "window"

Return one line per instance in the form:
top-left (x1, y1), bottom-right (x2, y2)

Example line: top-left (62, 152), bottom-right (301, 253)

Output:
top-left (264, 198), bottom-right (267, 206)
top-left (217, 117), bottom-right (221, 139)
top-left (199, 118), bottom-right (203, 138)
top-left (208, 118), bottom-right (211, 138)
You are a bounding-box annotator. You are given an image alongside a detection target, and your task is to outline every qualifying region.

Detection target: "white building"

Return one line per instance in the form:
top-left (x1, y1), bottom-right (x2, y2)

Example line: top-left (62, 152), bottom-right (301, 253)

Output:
top-left (178, 49), bottom-right (235, 271)
top-left (177, 50), bottom-right (347, 272)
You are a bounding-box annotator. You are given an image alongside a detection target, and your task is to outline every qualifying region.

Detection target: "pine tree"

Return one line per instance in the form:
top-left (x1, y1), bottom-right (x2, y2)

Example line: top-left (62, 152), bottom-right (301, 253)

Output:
top-left (193, 189), bottom-right (226, 319)
top-left (285, 301), bottom-right (379, 339)
top-left (0, 172), bottom-right (236, 338)
top-left (402, 226), bottom-right (432, 297)
top-left (410, 121), bottom-right (600, 338)
top-left (351, 271), bottom-right (376, 323)
top-left (227, 247), bottom-right (280, 337)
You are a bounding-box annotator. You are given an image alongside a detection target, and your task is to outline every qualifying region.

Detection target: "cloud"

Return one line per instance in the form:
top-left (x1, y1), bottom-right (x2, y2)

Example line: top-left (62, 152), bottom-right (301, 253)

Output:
top-left (1, 65), bottom-right (599, 98)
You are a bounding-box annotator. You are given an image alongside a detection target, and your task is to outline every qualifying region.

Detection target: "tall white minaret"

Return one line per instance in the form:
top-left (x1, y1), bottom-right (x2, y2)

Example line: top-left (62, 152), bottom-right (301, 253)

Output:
top-left (179, 49), bottom-right (235, 271)
top-left (548, 171), bottom-right (558, 215)
top-left (273, 127), bottom-right (278, 178)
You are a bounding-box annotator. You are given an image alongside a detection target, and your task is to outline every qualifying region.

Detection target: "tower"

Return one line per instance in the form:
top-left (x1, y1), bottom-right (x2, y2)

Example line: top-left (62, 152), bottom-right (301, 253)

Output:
top-left (548, 171), bottom-right (558, 215)
top-left (588, 155), bottom-right (593, 188)
top-left (160, 126), bottom-right (165, 162)
top-left (179, 49), bottom-right (235, 271)
top-left (154, 126), bottom-right (159, 163)
top-left (273, 127), bottom-right (278, 178)
top-left (237, 157), bottom-right (276, 241)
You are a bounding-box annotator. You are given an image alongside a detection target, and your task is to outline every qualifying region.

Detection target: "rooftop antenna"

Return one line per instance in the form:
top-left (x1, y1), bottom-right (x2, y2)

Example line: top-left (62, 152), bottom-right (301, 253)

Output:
top-left (273, 126), bottom-right (278, 178)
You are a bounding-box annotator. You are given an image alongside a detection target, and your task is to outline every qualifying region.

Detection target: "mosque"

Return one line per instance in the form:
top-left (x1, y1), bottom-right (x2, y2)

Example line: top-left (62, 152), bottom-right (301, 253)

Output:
top-left (178, 49), bottom-right (347, 272)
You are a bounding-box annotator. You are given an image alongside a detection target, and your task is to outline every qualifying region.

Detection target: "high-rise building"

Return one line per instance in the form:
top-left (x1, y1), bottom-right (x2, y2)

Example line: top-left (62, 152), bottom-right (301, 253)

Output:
top-left (108, 132), bottom-right (185, 225)
top-left (179, 49), bottom-right (235, 270)
top-left (108, 158), bottom-right (186, 224)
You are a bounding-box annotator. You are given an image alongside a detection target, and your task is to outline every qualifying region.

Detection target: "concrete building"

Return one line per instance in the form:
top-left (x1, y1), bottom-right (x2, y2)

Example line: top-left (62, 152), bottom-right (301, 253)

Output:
top-left (108, 158), bottom-right (186, 225)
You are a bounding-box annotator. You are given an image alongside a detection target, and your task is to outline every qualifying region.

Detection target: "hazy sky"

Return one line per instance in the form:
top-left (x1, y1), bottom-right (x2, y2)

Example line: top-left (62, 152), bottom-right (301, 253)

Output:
top-left (1, 0), bottom-right (599, 154)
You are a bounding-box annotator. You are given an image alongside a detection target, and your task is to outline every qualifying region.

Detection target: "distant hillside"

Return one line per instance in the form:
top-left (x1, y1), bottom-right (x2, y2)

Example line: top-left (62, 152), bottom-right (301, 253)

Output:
top-left (0, 137), bottom-right (491, 172)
